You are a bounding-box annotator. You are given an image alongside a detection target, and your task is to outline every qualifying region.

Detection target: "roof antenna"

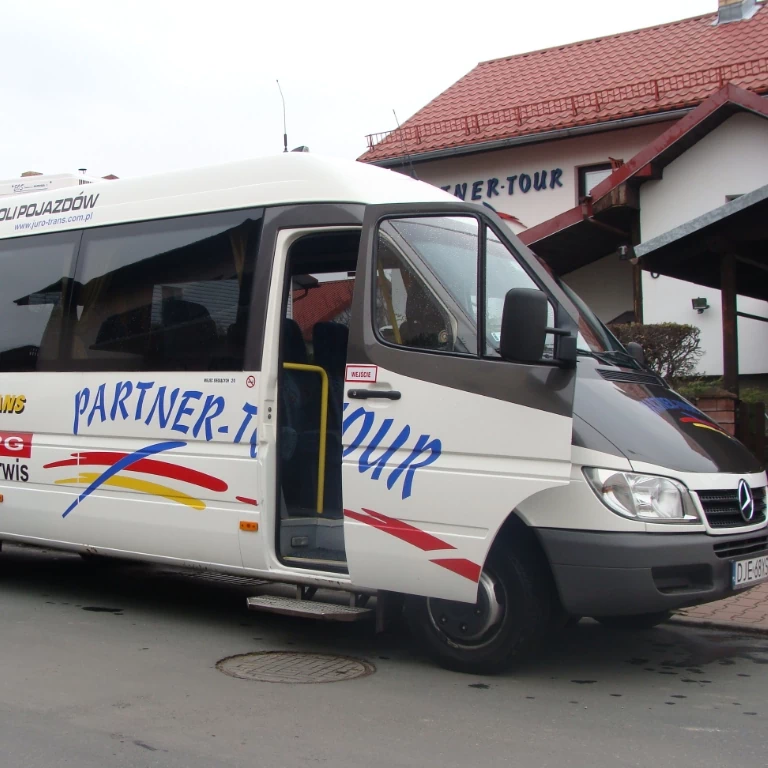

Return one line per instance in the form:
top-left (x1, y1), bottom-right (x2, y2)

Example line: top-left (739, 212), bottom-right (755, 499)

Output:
top-left (393, 109), bottom-right (419, 180)
top-left (277, 80), bottom-right (288, 153)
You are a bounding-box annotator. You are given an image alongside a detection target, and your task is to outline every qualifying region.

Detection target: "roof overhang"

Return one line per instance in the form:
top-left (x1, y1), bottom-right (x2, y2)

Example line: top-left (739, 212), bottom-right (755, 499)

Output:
top-left (634, 183), bottom-right (768, 301)
top-left (519, 84), bottom-right (768, 276)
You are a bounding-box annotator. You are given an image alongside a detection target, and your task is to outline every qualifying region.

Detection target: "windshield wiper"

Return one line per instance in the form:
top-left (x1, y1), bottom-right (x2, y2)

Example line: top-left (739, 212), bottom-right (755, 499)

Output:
top-left (598, 349), bottom-right (643, 367)
top-left (576, 348), bottom-right (615, 365)
top-left (576, 348), bottom-right (642, 368)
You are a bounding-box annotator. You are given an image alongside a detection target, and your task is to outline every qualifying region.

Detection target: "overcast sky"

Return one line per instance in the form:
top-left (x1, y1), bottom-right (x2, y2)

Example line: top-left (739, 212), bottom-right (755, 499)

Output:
top-left (0, 0), bottom-right (714, 180)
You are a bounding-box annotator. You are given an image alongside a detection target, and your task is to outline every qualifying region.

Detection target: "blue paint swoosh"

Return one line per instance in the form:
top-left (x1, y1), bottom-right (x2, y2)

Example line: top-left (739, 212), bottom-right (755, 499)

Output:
top-left (61, 440), bottom-right (186, 518)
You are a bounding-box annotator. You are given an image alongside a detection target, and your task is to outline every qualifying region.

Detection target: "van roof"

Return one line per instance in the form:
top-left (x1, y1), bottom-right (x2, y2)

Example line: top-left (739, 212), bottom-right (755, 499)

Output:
top-left (0, 154), bottom-right (454, 239)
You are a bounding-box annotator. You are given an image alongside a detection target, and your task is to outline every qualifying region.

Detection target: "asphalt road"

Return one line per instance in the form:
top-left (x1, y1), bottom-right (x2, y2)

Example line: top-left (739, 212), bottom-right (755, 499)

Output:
top-left (1, 543), bottom-right (766, 768)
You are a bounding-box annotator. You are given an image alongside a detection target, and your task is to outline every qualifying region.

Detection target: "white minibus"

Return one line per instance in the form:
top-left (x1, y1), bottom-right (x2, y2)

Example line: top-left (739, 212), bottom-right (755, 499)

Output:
top-left (0, 154), bottom-right (765, 672)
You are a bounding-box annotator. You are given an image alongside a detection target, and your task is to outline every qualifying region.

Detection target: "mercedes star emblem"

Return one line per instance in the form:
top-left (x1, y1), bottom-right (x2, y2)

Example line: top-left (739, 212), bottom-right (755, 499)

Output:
top-left (737, 479), bottom-right (755, 523)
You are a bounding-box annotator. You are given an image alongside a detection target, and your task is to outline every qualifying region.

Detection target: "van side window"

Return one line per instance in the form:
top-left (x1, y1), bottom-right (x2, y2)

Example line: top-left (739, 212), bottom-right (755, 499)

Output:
top-left (484, 229), bottom-right (555, 358)
top-left (0, 232), bottom-right (78, 372)
top-left (374, 217), bottom-right (479, 355)
top-left (373, 216), bottom-right (555, 361)
top-left (65, 211), bottom-right (262, 371)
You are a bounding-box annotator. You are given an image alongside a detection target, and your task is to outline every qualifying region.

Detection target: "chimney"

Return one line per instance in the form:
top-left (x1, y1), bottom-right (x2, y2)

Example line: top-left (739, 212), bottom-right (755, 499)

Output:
top-left (717, 0), bottom-right (758, 23)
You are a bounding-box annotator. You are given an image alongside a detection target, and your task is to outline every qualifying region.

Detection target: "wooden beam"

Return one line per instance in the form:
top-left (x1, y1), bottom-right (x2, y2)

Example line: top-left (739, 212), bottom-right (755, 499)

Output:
top-left (593, 183), bottom-right (640, 214)
top-left (737, 310), bottom-right (768, 323)
top-left (633, 162), bottom-right (663, 180)
top-left (632, 262), bottom-right (644, 323)
top-left (735, 254), bottom-right (768, 275)
top-left (721, 252), bottom-right (739, 395)
top-left (584, 218), bottom-right (630, 239)
top-left (631, 213), bottom-right (643, 323)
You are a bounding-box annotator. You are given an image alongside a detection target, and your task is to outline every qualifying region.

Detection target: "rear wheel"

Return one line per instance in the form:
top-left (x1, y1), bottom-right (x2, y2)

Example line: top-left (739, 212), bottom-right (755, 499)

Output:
top-left (404, 541), bottom-right (552, 674)
top-left (594, 611), bottom-right (671, 630)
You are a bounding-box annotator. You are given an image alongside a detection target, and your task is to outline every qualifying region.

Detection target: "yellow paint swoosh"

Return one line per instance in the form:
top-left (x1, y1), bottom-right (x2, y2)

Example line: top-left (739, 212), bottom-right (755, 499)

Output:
top-left (56, 473), bottom-right (206, 510)
top-left (691, 422), bottom-right (727, 434)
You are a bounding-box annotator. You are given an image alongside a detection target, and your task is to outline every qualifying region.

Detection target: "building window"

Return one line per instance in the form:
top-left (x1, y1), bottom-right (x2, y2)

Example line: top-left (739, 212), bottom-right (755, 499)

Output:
top-left (578, 163), bottom-right (614, 198)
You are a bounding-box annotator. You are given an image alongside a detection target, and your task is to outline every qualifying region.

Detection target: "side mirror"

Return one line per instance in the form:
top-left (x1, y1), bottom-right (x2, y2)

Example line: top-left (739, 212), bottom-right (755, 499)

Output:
top-left (499, 288), bottom-right (548, 363)
top-left (626, 341), bottom-right (645, 365)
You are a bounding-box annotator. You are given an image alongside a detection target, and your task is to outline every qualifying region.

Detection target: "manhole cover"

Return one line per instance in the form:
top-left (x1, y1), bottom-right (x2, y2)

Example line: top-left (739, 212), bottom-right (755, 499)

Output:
top-left (216, 651), bottom-right (375, 683)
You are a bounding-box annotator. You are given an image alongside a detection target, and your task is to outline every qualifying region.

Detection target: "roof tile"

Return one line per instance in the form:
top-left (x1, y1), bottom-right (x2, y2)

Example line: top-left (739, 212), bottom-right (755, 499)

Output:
top-left (360, 7), bottom-right (768, 163)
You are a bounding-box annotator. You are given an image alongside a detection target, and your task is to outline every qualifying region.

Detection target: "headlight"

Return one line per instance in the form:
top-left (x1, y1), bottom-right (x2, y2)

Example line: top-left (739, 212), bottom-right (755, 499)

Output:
top-left (583, 468), bottom-right (700, 522)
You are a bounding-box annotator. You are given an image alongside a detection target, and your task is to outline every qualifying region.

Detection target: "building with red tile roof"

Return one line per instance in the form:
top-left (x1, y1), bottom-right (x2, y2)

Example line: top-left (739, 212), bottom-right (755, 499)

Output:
top-left (360, 2), bottom-right (767, 165)
top-left (359, 0), bottom-right (768, 389)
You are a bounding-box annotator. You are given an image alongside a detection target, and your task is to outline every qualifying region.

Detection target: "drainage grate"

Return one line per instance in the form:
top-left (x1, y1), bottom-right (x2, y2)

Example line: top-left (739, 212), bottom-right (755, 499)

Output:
top-left (216, 651), bottom-right (375, 684)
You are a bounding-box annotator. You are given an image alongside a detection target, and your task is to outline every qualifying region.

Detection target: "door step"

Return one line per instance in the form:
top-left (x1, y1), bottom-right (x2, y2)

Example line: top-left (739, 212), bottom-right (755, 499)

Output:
top-left (246, 595), bottom-right (373, 622)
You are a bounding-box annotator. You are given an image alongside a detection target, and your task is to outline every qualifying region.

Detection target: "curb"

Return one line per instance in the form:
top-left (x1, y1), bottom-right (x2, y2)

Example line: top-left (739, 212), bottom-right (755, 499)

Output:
top-left (668, 615), bottom-right (768, 636)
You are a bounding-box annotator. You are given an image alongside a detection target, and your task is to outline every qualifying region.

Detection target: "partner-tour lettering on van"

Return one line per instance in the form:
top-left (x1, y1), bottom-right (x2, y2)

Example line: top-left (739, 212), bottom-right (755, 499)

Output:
top-left (0, 395), bottom-right (26, 414)
top-left (72, 382), bottom-right (258, 457)
top-left (342, 404), bottom-right (442, 500)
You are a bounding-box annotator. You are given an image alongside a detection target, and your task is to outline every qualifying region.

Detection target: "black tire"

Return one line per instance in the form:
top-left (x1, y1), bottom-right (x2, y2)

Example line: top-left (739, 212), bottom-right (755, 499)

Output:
top-left (404, 541), bottom-right (553, 674)
top-left (594, 611), bottom-right (671, 630)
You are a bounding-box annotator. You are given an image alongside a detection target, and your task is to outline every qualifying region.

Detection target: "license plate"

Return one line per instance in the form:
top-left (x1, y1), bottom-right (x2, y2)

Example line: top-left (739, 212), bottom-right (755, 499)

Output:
top-left (732, 555), bottom-right (768, 589)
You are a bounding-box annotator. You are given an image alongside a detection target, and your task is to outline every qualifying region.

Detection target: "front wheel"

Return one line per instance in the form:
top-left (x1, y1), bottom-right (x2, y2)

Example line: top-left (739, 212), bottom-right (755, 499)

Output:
top-left (594, 611), bottom-right (671, 630)
top-left (404, 542), bottom-right (552, 674)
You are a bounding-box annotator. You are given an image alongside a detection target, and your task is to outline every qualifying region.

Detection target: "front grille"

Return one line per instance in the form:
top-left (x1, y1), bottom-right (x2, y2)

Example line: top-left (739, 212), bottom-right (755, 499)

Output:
top-left (713, 535), bottom-right (768, 559)
top-left (597, 369), bottom-right (666, 387)
top-left (697, 486), bottom-right (767, 529)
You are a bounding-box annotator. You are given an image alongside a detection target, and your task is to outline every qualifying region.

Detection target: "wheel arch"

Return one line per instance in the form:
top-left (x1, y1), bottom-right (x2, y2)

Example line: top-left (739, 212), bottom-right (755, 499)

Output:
top-left (487, 510), bottom-right (565, 618)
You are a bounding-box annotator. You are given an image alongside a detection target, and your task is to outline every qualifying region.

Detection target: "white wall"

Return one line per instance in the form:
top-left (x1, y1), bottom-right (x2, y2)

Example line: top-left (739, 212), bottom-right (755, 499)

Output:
top-left (640, 113), bottom-right (768, 377)
top-left (409, 122), bottom-right (671, 233)
top-left (562, 255), bottom-right (634, 324)
top-left (642, 274), bottom-right (768, 376)
top-left (640, 113), bottom-right (768, 240)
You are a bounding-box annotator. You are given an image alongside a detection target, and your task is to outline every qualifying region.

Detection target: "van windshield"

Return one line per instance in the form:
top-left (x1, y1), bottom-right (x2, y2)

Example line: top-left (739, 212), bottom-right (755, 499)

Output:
top-left (556, 278), bottom-right (643, 369)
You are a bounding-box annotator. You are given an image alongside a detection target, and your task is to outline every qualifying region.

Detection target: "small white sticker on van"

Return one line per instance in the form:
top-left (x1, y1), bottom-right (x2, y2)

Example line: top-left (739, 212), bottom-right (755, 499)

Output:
top-left (345, 365), bottom-right (378, 384)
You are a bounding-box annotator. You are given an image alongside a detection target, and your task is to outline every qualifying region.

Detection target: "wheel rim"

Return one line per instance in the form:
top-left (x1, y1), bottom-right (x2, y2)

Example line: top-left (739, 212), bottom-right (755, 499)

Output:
top-left (426, 570), bottom-right (506, 649)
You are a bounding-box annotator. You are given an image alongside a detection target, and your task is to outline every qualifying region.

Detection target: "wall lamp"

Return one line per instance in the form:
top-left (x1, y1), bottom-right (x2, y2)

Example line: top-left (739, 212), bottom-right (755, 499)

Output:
top-left (617, 244), bottom-right (639, 265)
top-left (692, 297), bottom-right (710, 313)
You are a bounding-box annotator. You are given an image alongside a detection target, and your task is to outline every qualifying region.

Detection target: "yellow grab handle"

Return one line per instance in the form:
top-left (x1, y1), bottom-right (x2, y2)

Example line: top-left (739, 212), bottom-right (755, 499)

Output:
top-left (283, 362), bottom-right (329, 514)
top-left (377, 265), bottom-right (402, 345)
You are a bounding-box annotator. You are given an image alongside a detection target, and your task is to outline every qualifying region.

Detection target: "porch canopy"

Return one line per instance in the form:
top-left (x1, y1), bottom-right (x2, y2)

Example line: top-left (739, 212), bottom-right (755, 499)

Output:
top-left (634, 183), bottom-right (768, 392)
top-left (519, 85), bottom-right (768, 394)
top-left (635, 183), bottom-right (768, 300)
top-left (520, 84), bottom-right (768, 278)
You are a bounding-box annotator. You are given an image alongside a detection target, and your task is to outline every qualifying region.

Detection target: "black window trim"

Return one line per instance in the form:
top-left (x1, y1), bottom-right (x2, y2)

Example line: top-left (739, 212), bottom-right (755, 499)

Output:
top-left (577, 161), bottom-right (614, 200)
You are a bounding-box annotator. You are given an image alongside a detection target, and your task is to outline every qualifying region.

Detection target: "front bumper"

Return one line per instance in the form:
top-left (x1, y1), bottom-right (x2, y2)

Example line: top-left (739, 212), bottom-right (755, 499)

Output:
top-left (537, 527), bottom-right (768, 616)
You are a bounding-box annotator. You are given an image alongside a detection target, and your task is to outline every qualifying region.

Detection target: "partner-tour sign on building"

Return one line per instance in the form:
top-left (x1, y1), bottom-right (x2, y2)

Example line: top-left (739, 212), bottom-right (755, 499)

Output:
top-left (359, 1), bottom-right (768, 382)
